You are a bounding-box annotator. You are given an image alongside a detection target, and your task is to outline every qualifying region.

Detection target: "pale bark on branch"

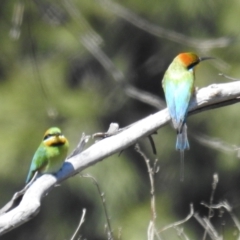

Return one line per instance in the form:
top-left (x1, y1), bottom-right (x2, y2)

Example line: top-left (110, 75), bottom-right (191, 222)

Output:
top-left (0, 81), bottom-right (240, 235)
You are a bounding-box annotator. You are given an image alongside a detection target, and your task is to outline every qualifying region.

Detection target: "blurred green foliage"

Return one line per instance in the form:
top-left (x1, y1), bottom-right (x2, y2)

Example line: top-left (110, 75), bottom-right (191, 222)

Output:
top-left (1, 0), bottom-right (240, 239)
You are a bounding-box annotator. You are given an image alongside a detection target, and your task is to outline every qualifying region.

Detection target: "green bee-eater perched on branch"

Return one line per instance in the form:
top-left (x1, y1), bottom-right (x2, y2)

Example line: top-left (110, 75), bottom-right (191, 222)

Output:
top-left (26, 127), bottom-right (69, 184)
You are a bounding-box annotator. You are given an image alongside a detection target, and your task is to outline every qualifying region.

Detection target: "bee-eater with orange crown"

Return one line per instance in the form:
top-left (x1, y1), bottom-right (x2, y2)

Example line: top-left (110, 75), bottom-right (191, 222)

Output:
top-left (162, 52), bottom-right (212, 180)
top-left (26, 127), bottom-right (69, 184)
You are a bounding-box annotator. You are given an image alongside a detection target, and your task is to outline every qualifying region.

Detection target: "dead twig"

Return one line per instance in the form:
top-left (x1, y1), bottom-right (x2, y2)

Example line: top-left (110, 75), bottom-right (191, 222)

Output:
top-left (82, 174), bottom-right (114, 240)
top-left (159, 204), bottom-right (194, 233)
top-left (135, 144), bottom-right (161, 240)
top-left (70, 208), bottom-right (87, 240)
top-left (202, 173), bottom-right (219, 240)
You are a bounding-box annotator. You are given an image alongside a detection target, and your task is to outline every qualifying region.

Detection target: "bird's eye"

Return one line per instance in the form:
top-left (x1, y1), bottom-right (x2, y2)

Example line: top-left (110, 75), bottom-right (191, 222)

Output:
top-left (43, 134), bottom-right (53, 140)
top-left (187, 60), bottom-right (200, 71)
top-left (43, 132), bottom-right (63, 140)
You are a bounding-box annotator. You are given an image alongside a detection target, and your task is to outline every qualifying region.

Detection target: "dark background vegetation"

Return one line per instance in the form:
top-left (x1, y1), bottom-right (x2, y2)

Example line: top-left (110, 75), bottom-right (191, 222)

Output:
top-left (1, 0), bottom-right (240, 239)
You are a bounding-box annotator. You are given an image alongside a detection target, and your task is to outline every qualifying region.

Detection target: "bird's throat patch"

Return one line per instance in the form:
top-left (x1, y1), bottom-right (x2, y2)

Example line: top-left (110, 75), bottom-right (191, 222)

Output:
top-left (44, 135), bottom-right (67, 147)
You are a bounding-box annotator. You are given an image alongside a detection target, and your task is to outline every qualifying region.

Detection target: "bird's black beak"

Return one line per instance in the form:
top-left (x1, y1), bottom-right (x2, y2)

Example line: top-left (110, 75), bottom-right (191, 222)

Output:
top-left (199, 56), bottom-right (215, 62)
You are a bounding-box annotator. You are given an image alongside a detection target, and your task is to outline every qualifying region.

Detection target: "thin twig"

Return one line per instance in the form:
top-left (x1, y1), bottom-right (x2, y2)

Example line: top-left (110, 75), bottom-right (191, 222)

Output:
top-left (222, 201), bottom-right (240, 235)
top-left (125, 85), bottom-right (165, 110)
top-left (147, 221), bottom-right (154, 240)
top-left (117, 227), bottom-right (122, 240)
top-left (70, 208), bottom-right (86, 240)
top-left (62, 0), bottom-right (102, 45)
top-left (202, 173), bottom-right (219, 240)
top-left (219, 73), bottom-right (240, 81)
top-left (92, 123), bottom-right (120, 139)
top-left (194, 213), bottom-right (221, 240)
top-left (10, 0), bottom-right (24, 40)
top-left (194, 133), bottom-right (240, 158)
top-left (82, 174), bottom-right (114, 240)
top-left (202, 200), bottom-right (240, 238)
top-left (134, 144), bottom-right (161, 240)
top-left (135, 144), bottom-right (158, 220)
top-left (159, 204), bottom-right (194, 233)
top-left (97, 0), bottom-right (234, 50)
top-left (26, 0), bottom-right (58, 119)
top-left (202, 217), bottom-right (221, 240)
top-left (175, 227), bottom-right (190, 240)
top-left (67, 133), bottom-right (91, 159)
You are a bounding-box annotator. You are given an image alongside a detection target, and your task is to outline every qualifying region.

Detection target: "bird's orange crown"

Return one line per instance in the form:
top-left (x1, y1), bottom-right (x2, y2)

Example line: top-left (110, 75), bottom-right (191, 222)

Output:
top-left (177, 52), bottom-right (200, 68)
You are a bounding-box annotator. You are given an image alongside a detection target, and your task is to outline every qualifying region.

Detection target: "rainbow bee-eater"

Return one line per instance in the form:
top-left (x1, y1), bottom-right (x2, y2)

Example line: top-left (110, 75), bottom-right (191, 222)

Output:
top-left (26, 127), bottom-right (69, 184)
top-left (162, 52), bottom-right (212, 180)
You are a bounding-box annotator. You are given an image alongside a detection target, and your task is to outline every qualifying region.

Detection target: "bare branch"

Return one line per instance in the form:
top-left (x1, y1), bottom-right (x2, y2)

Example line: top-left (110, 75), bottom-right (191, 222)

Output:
top-left (96, 0), bottom-right (234, 50)
top-left (82, 174), bottom-right (113, 240)
top-left (134, 144), bottom-right (161, 240)
top-left (135, 144), bottom-right (157, 220)
top-left (93, 123), bottom-right (120, 139)
top-left (62, 0), bottom-right (103, 46)
top-left (125, 85), bottom-right (166, 110)
top-left (202, 200), bottom-right (240, 235)
top-left (202, 173), bottom-right (219, 240)
top-left (219, 73), bottom-right (240, 81)
top-left (159, 204), bottom-right (194, 233)
top-left (67, 133), bottom-right (91, 159)
top-left (70, 208), bottom-right (86, 240)
top-left (10, 1), bottom-right (24, 40)
top-left (194, 213), bottom-right (222, 240)
top-left (175, 227), bottom-right (190, 240)
top-left (0, 80), bottom-right (240, 235)
top-left (194, 133), bottom-right (240, 157)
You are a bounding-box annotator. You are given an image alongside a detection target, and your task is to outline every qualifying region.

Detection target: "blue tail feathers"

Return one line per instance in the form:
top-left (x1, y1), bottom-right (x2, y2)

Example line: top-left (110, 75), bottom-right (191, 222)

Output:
top-left (176, 123), bottom-right (189, 150)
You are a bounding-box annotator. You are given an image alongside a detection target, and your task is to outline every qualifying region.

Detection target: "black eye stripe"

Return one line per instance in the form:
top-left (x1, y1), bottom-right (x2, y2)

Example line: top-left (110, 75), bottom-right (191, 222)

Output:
top-left (187, 60), bottom-right (200, 70)
top-left (43, 133), bottom-right (63, 140)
